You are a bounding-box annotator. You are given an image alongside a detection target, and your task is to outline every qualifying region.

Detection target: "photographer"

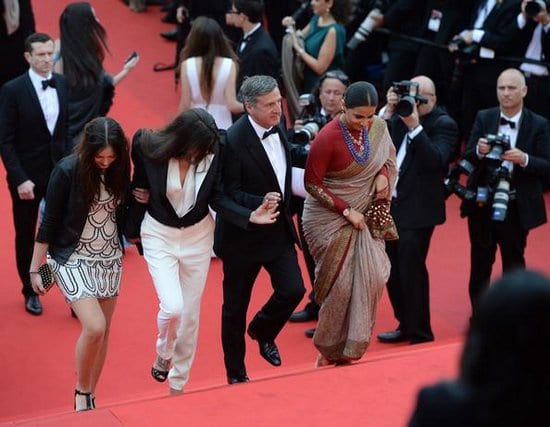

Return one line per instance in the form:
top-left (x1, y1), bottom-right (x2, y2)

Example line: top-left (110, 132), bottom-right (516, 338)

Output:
top-left (288, 70), bottom-right (349, 337)
top-left (448, 0), bottom-right (520, 140)
top-left (377, 76), bottom-right (459, 345)
top-left (511, 0), bottom-right (550, 120)
top-left (462, 68), bottom-right (550, 315)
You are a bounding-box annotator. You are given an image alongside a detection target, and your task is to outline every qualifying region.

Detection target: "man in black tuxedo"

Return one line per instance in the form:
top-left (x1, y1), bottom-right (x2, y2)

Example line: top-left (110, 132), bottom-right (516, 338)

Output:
top-left (227, 0), bottom-right (280, 91)
top-left (0, 33), bottom-right (69, 315)
top-left (377, 76), bottom-right (459, 344)
top-left (414, 0), bottom-right (475, 110)
top-left (449, 0), bottom-right (521, 139)
top-left (510, 0), bottom-right (550, 120)
top-left (461, 68), bottom-right (550, 314)
top-left (215, 75), bottom-right (305, 384)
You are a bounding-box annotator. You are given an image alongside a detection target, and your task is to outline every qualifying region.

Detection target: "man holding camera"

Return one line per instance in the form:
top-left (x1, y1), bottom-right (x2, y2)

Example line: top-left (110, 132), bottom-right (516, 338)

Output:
top-left (511, 0), bottom-right (550, 120)
top-left (377, 75), bottom-right (459, 345)
top-left (289, 70), bottom-right (349, 337)
top-left (462, 68), bottom-right (550, 314)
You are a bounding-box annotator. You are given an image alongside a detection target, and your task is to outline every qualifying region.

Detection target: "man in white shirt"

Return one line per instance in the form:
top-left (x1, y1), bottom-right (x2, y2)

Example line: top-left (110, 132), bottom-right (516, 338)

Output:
top-left (0, 32), bottom-right (69, 315)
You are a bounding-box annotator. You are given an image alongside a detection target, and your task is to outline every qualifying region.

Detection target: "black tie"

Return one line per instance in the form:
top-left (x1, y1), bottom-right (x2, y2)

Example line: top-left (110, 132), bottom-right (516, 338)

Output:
top-left (41, 78), bottom-right (56, 90)
top-left (500, 117), bottom-right (516, 129)
top-left (262, 127), bottom-right (279, 140)
top-left (239, 35), bottom-right (251, 52)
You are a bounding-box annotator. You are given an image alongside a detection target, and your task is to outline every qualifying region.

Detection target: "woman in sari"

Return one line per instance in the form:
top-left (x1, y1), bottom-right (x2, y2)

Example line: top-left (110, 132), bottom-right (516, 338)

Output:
top-left (303, 81), bottom-right (397, 366)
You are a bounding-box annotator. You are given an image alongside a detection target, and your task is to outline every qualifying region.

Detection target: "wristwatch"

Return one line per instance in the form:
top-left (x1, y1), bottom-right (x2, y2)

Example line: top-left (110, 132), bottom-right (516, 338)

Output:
top-left (343, 207), bottom-right (351, 217)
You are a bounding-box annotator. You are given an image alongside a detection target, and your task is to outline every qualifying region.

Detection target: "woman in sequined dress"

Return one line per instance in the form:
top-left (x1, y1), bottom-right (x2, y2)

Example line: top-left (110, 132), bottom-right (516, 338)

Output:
top-left (29, 117), bottom-right (131, 412)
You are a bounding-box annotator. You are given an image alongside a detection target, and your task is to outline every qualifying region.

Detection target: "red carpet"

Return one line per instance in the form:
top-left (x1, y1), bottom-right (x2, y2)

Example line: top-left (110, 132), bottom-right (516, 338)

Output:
top-left (1, 1), bottom-right (550, 424)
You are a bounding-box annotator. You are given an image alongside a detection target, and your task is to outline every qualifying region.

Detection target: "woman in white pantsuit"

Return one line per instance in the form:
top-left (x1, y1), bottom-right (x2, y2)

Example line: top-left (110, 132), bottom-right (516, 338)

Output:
top-left (125, 109), bottom-right (278, 393)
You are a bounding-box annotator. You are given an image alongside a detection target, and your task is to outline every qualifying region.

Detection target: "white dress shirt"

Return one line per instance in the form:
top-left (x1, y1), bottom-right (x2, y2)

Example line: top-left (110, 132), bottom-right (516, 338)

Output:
top-left (28, 69), bottom-right (60, 135)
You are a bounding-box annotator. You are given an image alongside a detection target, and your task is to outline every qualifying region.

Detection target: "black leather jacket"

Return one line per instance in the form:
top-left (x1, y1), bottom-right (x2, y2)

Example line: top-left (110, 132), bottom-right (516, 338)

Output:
top-left (35, 154), bottom-right (126, 264)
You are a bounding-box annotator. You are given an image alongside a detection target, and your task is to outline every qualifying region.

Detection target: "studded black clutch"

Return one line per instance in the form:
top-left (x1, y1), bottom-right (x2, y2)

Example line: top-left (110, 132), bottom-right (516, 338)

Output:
top-left (38, 263), bottom-right (56, 292)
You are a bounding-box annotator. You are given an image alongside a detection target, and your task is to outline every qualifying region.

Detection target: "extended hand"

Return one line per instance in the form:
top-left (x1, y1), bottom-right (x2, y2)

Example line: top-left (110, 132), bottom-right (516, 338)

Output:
top-left (502, 148), bottom-right (528, 165)
top-left (250, 198), bottom-right (280, 224)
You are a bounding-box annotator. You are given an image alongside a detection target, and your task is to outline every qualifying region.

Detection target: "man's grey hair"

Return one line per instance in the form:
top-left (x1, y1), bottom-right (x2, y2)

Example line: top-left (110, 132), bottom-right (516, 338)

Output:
top-left (239, 75), bottom-right (278, 107)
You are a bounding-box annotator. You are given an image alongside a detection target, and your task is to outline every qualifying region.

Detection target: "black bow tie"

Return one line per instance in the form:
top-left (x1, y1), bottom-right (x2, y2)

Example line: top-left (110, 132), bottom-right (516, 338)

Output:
top-left (41, 78), bottom-right (56, 90)
top-left (500, 117), bottom-right (516, 129)
top-left (262, 127), bottom-right (279, 140)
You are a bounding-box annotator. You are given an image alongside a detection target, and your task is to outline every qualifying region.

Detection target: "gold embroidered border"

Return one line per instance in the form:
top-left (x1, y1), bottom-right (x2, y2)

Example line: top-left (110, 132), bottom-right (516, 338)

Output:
top-left (314, 225), bottom-right (353, 304)
top-left (305, 183), bottom-right (335, 209)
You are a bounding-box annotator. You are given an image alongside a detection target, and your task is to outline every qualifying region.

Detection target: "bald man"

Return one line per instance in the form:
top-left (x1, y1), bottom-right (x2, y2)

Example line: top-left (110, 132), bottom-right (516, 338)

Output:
top-left (461, 68), bottom-right (550, 315)
top-left (378, 75), bottom-right (459, 344)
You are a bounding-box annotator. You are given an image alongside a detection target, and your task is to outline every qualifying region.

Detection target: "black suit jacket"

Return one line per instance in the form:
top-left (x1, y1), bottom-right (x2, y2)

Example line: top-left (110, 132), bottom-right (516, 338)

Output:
top-left (214, 115), bottom-right (300, 258)
top-left (389, 105), bottom-right (459, 229)
top-left (125, 130), bottom-right (250, 239)
top-left (237, 26), bottom-right (280, 90)
top-left (510, 14), bottom-right (550, 60)
top-left (0, 72), bottom-right (69, 189)
top-left (467, 0), bottom-right (520, 55)
top-left (463, 107), bottom-right (550, 230)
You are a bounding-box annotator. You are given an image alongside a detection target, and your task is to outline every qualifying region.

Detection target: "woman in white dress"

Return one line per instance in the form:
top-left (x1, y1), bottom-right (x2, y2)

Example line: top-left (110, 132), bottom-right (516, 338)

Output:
top-left (179, 16), bottom-right (243, 129)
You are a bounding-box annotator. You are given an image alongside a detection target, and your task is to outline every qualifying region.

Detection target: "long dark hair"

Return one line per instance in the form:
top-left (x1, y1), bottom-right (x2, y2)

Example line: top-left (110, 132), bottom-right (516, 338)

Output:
top-left (141, 108), bottom-right (219, 164)
top-left (59, 2), bottom-right (109, 89)
top-left (76, 117), bottom-right (130, 208)
top-left (460, 269), bottom-right (550, 426)
top-left (180, 16), bottom-right (238, 104)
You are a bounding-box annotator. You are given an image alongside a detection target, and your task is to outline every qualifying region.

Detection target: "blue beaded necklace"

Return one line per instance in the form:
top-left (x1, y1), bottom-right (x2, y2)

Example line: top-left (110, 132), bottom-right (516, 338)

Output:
top-left (338, 119), bottom-right (370, 165)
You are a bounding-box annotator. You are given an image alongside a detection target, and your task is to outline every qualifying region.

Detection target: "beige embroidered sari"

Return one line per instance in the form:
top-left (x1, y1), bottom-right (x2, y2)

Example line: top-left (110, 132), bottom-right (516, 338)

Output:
top-left (303, 117), bottom-right (397, 361)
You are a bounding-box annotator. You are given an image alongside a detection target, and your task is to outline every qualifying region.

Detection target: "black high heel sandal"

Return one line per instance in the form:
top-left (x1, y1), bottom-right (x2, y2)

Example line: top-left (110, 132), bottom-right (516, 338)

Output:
top-left (74, 389), bottom-right (95, 411)
top-left (151, 356), bottom-right (171, 382)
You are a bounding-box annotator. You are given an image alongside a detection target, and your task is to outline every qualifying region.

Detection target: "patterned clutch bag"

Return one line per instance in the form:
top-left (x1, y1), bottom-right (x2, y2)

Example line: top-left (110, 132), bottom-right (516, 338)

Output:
top-left (38, 263), bottom-right (56, 292)
top-left (365, 198), bottom-right (399, 241)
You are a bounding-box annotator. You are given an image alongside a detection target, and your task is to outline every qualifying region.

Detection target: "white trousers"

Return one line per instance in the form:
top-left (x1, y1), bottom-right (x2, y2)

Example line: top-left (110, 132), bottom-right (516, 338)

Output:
top-left (141, 212), bottom-right (214, 391)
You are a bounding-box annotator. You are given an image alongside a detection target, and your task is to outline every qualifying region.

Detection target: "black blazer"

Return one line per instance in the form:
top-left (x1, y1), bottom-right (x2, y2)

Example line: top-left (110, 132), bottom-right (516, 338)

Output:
top-left (35, 154), bottom-right (126, 264)
top-left (0, 72), bottom-right (69, 189)
top-left (468, 0), bottom-right (520, 54)
top-left (125, 130), bottom-right (250, 239)
top-left (463, 107), bottom-right (550, 230)
top-left (237, 26), bottom-right (280, 90)
top-left (510, 14), bottom-right (550, 60)
top-left (389, 105), bottom-right (459, 229)
top-left (214, 115), bottom-right (300, 258)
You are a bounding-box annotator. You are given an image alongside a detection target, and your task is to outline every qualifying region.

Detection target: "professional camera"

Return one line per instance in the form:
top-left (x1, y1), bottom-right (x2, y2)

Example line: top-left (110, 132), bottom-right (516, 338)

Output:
top-left (293, 94), bottom-right (329, 145)
top-left (491, 168), bottom-right (512, 221)
top-left (347, 0), bottom-right (389, 50)
top-left (449, 35), bottom-right (479, 58)
top-left (450, 133), bottom-right (513, 221)
top-left (485, 133), bottom-right (511, 163)
top-left (525, 0), bottom-right (549, 18)
top-left (392, 80), bottom-right (428, 117)
top-left (445, 159), bottom-right (477, 201)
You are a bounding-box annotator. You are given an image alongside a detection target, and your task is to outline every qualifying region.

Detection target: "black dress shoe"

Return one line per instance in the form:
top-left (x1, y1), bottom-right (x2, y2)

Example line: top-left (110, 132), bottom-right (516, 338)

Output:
top-left (247, 327), bottom-right (282, 366)
top-left (377, 329), bottom-right (409, 343)
top-left (305, 328), bottom-right (316, 338)
top-left (258, 341), bottom-right (281, 366)
top-left (227, 375), bottom-right (250, 385)
top-left (289, 308), bottom-right (318, 323)
top-left (25, 295), bottom-right (43, 316)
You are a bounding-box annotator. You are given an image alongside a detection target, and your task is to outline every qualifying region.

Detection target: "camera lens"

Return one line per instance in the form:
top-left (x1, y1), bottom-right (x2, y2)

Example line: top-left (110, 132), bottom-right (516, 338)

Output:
top-left (492, 179), bottom-right (510, 221)
top-left (395, 96), bottom-right (415, 117)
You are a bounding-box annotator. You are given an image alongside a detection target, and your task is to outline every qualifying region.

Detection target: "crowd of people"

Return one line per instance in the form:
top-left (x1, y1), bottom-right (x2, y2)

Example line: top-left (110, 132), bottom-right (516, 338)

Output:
top-left (2, 0), bottom-right (550, 421)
